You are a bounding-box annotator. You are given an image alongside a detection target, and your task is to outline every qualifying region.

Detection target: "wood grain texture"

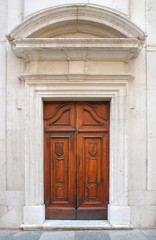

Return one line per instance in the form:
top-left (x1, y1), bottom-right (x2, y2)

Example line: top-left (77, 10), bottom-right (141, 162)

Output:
top-left (44, 102), bottom-right (109, 219)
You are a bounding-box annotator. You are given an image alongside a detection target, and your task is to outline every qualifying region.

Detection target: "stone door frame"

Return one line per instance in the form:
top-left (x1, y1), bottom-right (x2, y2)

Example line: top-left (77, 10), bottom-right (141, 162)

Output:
top-left (19, 73), bottom-right (132, 228)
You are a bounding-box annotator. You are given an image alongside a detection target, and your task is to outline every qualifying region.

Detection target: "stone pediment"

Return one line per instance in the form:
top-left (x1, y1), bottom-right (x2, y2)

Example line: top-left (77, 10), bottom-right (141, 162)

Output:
top-left (6, 4), bottom-right (146, 62)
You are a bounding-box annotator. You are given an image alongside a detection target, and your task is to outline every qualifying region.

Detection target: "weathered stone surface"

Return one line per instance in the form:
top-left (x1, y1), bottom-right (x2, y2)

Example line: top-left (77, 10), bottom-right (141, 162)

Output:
top-left (5, 231), bottom-right (42, 240)
top-left (0, 207), bottom-right (23, 228)
top-left (24, 0), bottom-right (129, 17)
top-left (143, 230), bottom-right (156, 240)
top-left (147, 10), bottom-right (156, 45)
top-left (0, 42), bottom-right (6, 191)
top-left (0, 231), bottom-right (10, 240)
top-left (76, 231), bottom-right (110, 240)
top-left (109, 230), bottom-right (146, 240)
top-left (40, 231), bottom-right (75, 240)
top-left (0, 0), bottom-right (6, 41)
top-left (131, 206), bottom-right (156, 228)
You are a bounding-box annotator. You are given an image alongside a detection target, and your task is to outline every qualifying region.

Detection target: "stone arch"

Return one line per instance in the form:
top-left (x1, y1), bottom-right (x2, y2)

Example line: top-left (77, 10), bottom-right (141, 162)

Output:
top-left (7, 4), bottom-right (146, 41)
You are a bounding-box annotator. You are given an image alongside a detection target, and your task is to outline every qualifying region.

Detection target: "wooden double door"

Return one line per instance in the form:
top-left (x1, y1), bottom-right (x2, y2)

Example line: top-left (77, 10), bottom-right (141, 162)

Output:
top-left (44, 101), bottom-right (109, 220)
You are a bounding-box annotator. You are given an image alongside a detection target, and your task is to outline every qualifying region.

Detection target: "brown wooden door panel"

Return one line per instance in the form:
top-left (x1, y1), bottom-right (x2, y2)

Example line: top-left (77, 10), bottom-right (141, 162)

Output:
top-left (44, 132), bottom-right (76, 219)
top-left (44, 101), bottom-right (109, 220)
top-left (44, 102), bottom-right (75, 131)
top-left (76, 102), bottom-right (109, 132)
top-left (77, 133), bottom-right (109, 219)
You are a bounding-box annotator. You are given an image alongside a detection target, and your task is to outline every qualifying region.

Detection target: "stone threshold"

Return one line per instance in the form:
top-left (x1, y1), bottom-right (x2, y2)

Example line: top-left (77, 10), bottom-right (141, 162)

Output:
top-left (21, 220), bottom-right (133, 231)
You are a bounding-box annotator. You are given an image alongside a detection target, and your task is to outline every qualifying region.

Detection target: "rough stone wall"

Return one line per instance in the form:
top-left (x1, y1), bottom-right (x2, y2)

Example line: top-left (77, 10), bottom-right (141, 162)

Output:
top-left (0, 0), bottom-right (156, 228)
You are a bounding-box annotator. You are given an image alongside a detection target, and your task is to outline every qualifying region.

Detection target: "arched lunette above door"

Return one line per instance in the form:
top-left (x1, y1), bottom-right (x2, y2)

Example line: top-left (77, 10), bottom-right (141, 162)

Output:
top-left (6, 4), bottom-right (146, 62)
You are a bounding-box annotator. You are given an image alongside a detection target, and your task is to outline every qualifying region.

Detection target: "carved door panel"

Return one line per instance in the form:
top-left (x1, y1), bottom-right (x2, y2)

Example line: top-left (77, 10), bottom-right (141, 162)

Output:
top-left (76, 102), bottom-right (109, 219)
top-left (44, 101), bottom-right (109, 220)
top-left (44, 102), bottom-right (76, 219)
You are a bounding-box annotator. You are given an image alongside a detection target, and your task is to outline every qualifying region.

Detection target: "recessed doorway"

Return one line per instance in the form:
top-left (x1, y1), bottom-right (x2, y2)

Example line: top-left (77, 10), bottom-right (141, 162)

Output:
top-left (44, 101), bottom-right (109, 220)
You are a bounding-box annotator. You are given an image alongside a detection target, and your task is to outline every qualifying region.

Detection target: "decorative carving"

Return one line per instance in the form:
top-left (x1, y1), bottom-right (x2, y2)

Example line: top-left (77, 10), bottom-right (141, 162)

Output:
top-left (88, 185), bottom-right (97, 200)
top-left (55, 142), bottom-right (64, 156)
top-left (48, 109), bottom-right (70, 126)
top-left (83, 110), bottom-right (102, 126)
top-left (55, 142), bottom-right (64, 183)
top-left (56, 157), bottom-right (64, 161)
top-left (56, 185), bottom-right (64, 199)
top-left (88, 142), bottom-right (97, 156)
top-left (81, 103), bottom-right (107, 127)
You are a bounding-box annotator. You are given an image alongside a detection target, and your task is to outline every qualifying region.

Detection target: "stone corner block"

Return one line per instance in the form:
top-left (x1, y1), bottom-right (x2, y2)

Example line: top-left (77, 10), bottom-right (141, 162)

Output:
top-left (23, 205), bottom-right (45, 225)
top-left (108, 205), bottom-right (130, 226)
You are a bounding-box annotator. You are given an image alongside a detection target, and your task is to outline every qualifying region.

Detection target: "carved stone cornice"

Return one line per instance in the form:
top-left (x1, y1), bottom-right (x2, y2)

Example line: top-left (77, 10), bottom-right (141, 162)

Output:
top-left (11, 38), bottom-right (141, 61)
top-left (19, 73), bottom-right (134, 83)
top-left (6, 5), bottom-right (146, 62)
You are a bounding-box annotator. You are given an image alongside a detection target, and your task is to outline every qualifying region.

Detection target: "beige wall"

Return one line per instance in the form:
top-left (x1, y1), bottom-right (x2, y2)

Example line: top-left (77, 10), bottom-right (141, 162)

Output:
top-left (0, 0), bottom-right (156, 228)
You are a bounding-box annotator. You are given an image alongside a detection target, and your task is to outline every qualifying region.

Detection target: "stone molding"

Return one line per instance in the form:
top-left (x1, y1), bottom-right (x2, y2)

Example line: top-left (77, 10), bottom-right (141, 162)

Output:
top-left (21, 73), bottom-right (133, 227)
top-left (19, 73), bottom-right (134, 82)
top-left (6, 4), bottom-right (146, 40)
top-left (11, 38), bottom-right (141, 61)
top-left (6, 5), bottom-right (146, 62)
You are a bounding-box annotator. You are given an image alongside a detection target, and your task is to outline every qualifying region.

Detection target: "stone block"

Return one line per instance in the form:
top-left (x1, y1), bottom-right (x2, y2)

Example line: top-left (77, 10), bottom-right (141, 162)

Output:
top-left (0, 191), bottom-right (24, 206)
top-left (24, 0), bottom-right (129, 17)
top-left (147, 0), bottom-right (156, 11)
top-left (130, 0), bottom-right (146, 30)
top-left (0, 141), bottom-right (6, 191)
top-left (76, 231), bottom-right (110, 240)
top-left (0, 42), bottom-right (6, 139)
top-left (90, 0), bottom-right (128, 15)
top-left (128, 85), bottom-right (147, 190)
top-left (129, 190), bottom-right (156, 206)
top-left (0, 231), bottom-right (10, 240)
top-left (0, 0), bottom-right (6, 40)
top-left (23, 205), bottom-right (45, 225)
top-left (147, 89), bottom-right (156, 136)
top-left (142, 229), bottom-right (156, 240)
top-left (0, 206), bottom-right (8, 218)
top-left (27, 61), bottom-right (69, 74)
top-left (7, 0), bottom-right (23, 33)
top-left (0, 42), bottom-right (6, 191)
top-left (69, 61), bottom-right (84, 73)
top-left (40, 231), bottom-right (75, 240)
top-left (6, 128), bottom-right (24, 191)
top-left (6, 231), bottom-right (42, 240)
top-left (148, 137), bottom-right (156, 190)
top-left (147, 10), bottom-right (156, 46)
top-left (0, 206), bottom-right (23, 228)
top-left (147, 52), bottom-right (156, 88)
top-left (130, 206), bottom-right (156, 228)
top-left (109, 230), bottom-right (145, 240)
top-left (131, 47), bottom-right (146, 84)
top-left (108, 205), bottom-right (130, 226)
top-left (6, 45), bottom-right (24, 191)
top-left (85, 61), bottom-right (129, 75)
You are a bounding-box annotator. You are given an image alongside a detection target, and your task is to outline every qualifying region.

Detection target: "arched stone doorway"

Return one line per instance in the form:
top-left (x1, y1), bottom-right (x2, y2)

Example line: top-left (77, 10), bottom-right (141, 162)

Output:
top-left (7, 4), bottom-right (146, 229)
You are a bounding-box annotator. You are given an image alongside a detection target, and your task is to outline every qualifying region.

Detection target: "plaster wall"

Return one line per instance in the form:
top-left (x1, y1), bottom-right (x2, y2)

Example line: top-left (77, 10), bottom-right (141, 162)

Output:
top-left (0, 0), bottom-right (156, 229)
